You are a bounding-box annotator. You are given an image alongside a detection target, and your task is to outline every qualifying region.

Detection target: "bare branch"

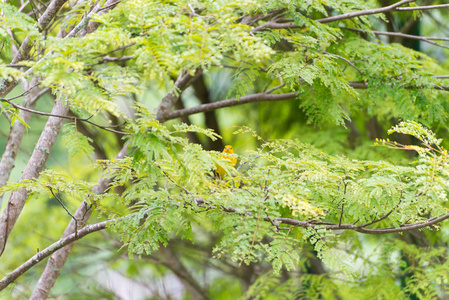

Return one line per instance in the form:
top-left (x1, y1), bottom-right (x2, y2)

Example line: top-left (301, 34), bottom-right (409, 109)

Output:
top-left (98, 0), bottom-right (121, 12)
top-left (0, 82), bottom-right (40, 101)
top-left (346, 28), bottom-right (449, 51)
top-left (47, 187), bottom-right (92, 239)
top-left (256, 1), bottom-right (449, 33)
top-left (348, 81), bottom-right (449, 92)
top-left (274, 211), bottom-right (449, 234)
top-left (317, 0), bottom-right (415, 24)
top-left (324, 52), bottom-right (366, 76)
top-left (263, 0), bottom-right (418, 30)
top-left (162, 90), bottom-right (298, 121)
top-left (95, 55), bottom-right (135, 64)
top-left (0, 97), bottom-right (130, 135)
top-left (250, 20), bottom-right (301, 33)
top-left (93, 43), bottom-right (136, 59)
top-left (395, 3), bottom-right (449, 11)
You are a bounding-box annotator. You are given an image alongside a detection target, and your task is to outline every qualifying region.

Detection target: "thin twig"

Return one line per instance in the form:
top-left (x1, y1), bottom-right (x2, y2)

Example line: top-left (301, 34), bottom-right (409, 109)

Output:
top-left (0, 97), bottom-right (130, 135)
top-left (0, 82), bottom-right (41, 102)
top-left (348, 81), bottom-right (449, 92)
top-left (265, 83), bottom-right (286, 94)
top-left (346, 28), bottom-right (449, 51)
top-left (324, 52), bottom-right (367, 76)
top-left (236, 141), bottom-right (288, 172)
top-left (48, 187), bottom-right (80, 238)
top-left (92, 43), bottom-right (136, 59)
top-left (98, 0), bottom-right (121, 12)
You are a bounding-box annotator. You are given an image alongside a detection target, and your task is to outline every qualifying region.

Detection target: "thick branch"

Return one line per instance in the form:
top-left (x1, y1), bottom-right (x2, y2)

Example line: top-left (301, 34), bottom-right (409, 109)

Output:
top-left (156, 69), bottom-right (203, 122)
top-left (162, 91), bottom-right (298, 121)
top-left (191, 74), bottom-right (224, 151)
top-left (95, 55), bottom-right (135, 64)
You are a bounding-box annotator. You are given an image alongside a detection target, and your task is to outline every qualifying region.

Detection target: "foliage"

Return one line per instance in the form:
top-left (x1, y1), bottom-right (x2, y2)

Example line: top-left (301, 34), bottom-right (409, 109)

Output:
top-left (2, 0), bottom-right (449, 299)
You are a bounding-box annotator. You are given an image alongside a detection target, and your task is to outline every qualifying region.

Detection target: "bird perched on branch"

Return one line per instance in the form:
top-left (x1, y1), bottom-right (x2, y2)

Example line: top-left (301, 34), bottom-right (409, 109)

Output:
top-left (215, 145), bottom-right (237, 179)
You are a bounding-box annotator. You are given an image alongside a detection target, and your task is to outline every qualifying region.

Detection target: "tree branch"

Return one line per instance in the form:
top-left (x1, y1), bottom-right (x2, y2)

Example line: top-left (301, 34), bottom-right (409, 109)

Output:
top-left (0, 219), bottom-right (110, 291)
top-left (268, 0), bottom-right (418, 29)
top-left (5, 186), bottom-right (448, 292)
top-left (156, 69), bottom-right (203, 122)
top-left (395, 3), bottom-right (449, 11)
top-left (0, 78), bottom-right (43, 206)
top-left (0, 97), bottom-right (130, 135)
top-left (346, 28), bottom-right (449, 51)
top-left (324, 52), bottom-right (366, 76)
top-left (159, 77), bottom-right (449, 122)
top-left (0, 0), bottom-right (68, 98)
top-left (162, 90), bottom-right (298, 121)
top-left (30, 145), bottom-right (129, 299)
top-left (94, 55), bottom-right (135, 64)
top-left (317, 0), bottom-right (415, 24)
top-left (157, 246), bottom-right (211, 300)
top-left (194, 197), bottom-right (449, 235)
top-left (257, 1), bottom-right (449, 33)
top-left (0, 97), bottom-right (69, 257)
top-left (348, 81), bottom-right (449, 92)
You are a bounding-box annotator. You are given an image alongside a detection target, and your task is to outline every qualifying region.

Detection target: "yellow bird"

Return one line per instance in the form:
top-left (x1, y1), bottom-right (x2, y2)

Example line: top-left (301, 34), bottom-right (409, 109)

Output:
top-left (215, 145), bottom-right (237, 179)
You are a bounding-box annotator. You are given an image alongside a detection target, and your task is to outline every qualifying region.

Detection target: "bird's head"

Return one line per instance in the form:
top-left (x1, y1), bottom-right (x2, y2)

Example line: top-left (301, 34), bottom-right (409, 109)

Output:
top-left (223, 145), bottom-right (234, 154)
